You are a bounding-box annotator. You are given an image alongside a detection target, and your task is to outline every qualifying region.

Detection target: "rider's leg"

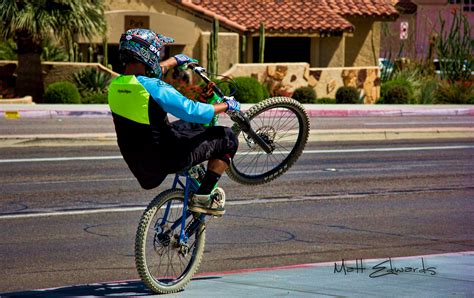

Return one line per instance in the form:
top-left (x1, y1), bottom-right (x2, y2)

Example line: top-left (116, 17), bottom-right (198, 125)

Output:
top-left (195, 159), bottom-right (227, 195)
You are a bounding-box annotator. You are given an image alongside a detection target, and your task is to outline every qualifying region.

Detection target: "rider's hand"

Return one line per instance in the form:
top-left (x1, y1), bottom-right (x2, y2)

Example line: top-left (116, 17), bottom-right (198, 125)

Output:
top-left (224, 96), bottom-right (240, 112)
top-left (173, 54), bottom-right (197, 67)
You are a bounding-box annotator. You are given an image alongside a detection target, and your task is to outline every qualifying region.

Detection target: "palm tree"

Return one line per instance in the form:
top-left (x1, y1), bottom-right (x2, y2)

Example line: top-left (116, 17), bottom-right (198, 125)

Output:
top-left (0, 0), bottom-right (106, 102)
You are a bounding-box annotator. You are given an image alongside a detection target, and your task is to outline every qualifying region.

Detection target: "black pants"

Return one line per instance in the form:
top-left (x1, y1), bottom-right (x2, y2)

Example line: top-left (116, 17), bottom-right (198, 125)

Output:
top-left (160, 123), bottom-right (239, 174)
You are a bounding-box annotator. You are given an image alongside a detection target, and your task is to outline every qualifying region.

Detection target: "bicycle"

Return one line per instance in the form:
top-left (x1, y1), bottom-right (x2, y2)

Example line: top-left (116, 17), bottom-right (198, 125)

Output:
top-left (134, 63), bottom-right (310, 294)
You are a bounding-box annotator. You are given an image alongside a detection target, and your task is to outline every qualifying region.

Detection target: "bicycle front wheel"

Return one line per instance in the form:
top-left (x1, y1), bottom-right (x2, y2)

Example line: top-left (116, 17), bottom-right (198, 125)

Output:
top-left (227, 97), bottom-right (310, 185)
top-left (135, 189), bottom-right (206, 294)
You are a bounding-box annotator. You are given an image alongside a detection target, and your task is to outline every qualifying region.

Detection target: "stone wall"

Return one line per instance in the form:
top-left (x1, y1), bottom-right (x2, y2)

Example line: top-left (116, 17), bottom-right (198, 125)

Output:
top-left (0, 61), bottom-right (119, 90)
top-left (222, 63), bottom-right (381, 103)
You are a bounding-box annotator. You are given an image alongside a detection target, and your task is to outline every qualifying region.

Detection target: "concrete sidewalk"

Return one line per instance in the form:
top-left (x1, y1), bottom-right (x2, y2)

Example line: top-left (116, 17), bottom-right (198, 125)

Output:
top-left (1, 104), bottom-right (473, 146)
top-left (2, 251), bottom-right (473, 297)
top-left (1, 103), bottom-right (474, 119)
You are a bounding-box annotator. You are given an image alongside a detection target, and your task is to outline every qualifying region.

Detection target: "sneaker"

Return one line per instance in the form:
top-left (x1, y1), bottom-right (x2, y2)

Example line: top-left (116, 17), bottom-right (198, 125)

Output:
top-left (188, 187), bottom-right (226, 216)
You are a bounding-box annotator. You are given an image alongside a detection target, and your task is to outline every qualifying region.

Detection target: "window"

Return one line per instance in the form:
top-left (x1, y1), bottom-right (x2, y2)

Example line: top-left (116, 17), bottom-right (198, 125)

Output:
top-left (450, 0), bottom-right (474, 12)
top-left (252, 37), bottom-right (311, 63)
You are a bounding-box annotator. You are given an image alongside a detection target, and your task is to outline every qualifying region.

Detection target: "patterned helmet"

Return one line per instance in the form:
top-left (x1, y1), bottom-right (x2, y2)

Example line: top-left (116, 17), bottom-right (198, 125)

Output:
top-left (119, 28), bottom-right (174, 78)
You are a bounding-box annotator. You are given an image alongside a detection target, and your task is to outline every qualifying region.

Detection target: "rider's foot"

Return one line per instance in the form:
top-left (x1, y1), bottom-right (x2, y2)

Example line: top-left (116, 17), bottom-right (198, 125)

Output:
top-left (189, 187), bottom-right (225, 216)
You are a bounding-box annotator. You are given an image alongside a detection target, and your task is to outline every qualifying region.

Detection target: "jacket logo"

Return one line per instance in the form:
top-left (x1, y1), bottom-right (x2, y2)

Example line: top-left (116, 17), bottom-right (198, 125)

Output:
top-left (117, 89), bottom-right (132, 94)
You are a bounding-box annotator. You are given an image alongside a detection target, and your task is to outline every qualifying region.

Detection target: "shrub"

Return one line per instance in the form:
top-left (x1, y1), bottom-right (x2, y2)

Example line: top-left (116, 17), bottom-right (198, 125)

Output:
top-left (381, 79), bottom-right (414, 103)
top-left (292, 86), bottom-right (316, 103)
top-left (44, 81), bottom-right (81, 103)
top-left (233, 76), bottom-right (264, 103)
top-left (81, 92), bottom-right (108, 104)
top-left (335, 86), bottom-right (359, 104)
top-left (433, 81), bottom-right (474, 104)
top-left (316, 97), bottom-right (336, 104)
top-left (72, 67), bottom-right (112, 97)
top-left (383, 85), bottom-right (410, 104)
top-left (418, 79), bottom-right (439, 104)
top-left (261, 83), bottom-right (270, 99)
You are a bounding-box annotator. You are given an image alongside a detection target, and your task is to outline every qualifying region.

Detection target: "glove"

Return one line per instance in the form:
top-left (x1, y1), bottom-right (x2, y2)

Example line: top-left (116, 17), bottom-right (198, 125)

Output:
top-left (224, 96), bottom-right (240, 112)
top-left (173, 54), bottom-right (198, 66)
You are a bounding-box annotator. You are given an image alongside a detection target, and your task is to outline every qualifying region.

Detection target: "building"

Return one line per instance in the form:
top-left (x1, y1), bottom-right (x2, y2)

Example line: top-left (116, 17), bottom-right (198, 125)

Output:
top-left (382, 0), bottom-right (474, 60)
top-left (86, 0), bottom-right (398, 73)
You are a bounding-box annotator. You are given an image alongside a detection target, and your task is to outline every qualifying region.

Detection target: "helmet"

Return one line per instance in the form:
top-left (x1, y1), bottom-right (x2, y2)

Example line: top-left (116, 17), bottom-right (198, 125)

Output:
top-left (119, 28), bottom-right (174, 78)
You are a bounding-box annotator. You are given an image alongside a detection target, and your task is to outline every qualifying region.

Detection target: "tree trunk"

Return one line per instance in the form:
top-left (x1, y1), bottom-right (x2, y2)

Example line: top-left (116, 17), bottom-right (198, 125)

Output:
top-left (15, 31), bottom-right (44, 102)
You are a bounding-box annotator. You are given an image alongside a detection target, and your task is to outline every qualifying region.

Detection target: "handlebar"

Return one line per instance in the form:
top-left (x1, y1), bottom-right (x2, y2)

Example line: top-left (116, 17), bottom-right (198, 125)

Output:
top-left (187, 63), bottom-right (274, 154)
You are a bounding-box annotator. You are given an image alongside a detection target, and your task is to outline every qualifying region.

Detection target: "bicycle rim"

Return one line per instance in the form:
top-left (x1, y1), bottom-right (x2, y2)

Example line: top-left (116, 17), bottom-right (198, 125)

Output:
top-left (227, 97), bottom-right (309, 185)
top-left (135, 189), bottom-right (206, 294)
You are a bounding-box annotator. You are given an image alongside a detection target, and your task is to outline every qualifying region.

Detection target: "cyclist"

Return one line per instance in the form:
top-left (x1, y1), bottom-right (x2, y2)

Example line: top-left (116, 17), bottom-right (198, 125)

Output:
top-left (108, 28), bottom-right (239, 216)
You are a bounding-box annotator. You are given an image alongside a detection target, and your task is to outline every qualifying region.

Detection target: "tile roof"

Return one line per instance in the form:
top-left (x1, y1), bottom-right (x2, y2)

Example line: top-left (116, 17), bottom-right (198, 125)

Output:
top-left (170, 0), bottom-right (398, 34)
top-left (324, 0), bottom-right (399, 17)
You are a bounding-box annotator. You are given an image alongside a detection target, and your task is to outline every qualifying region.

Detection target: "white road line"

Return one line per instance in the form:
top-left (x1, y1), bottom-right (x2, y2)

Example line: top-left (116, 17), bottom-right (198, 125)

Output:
top-left (0, 193), bottom-right (364, 220)
top-left (1, 145), bottom-right (473, 164)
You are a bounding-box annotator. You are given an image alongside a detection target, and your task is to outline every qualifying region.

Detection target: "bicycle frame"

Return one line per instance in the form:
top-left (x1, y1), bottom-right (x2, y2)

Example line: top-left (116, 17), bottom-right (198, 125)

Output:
top-left (159, 170), bottom-right (205, 246)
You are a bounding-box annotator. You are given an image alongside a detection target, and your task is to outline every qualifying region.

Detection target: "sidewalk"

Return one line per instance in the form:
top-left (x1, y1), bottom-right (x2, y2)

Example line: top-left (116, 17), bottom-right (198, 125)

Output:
top-left (2, 251), bottom-right (473, 297)
top-left (1, 103), bottom-right (474, 118)
top-left (1, 104), bottom-right (473, 146)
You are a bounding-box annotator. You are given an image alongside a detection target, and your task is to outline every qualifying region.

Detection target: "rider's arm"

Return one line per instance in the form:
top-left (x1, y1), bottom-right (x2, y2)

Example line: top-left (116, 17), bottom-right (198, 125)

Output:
top-left (137, 76), bottom-right (225, 124)
top-left (159, 57), bottom-right (178, 75)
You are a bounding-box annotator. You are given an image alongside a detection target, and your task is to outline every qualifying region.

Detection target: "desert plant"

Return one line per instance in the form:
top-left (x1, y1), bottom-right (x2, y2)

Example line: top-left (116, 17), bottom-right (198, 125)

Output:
top-left (72, 68), bottom-right (112, 97)
top-left (233, 77), bottom-right (265, 103)
top-left (292, 86), bottom-right (316, 103)
top-left (316, 97), bottom-right (336, 104)
top-left (207, 18), bottom-right (219, 78)
top-left (0, 0), bottom-right (106, 102)
top-left (418, 79), bottom-right (439, 104)
top-left (81, 92), bottom-right (108, 104)
top-left (381, 79), bottom-right (415, 103)
top-left (0, 37), bottom-right (68, 61)
top-left (435, 9), bottom-right (473, 83)
top-left (433, 81), bottom-right (473, 104)
top-left (383, 85), bottom-right (410, 104)
top-left (335, 86), bottom-right (359, 104)
top-left (44, 81), bottom-right (81, 103)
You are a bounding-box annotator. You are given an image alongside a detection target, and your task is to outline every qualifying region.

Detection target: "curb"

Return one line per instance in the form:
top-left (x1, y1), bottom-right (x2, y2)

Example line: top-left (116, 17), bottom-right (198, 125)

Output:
top-left (1, 128), bottom-right (473, 147)
top-left (1, 104), bottom-right (474, 119)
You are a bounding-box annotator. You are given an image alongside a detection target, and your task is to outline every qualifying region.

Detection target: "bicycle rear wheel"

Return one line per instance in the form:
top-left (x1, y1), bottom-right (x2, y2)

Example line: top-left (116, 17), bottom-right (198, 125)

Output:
top-left (227, 97), bottom-right (310, 185)
top-left (135, 189), bottom-right (206, 294)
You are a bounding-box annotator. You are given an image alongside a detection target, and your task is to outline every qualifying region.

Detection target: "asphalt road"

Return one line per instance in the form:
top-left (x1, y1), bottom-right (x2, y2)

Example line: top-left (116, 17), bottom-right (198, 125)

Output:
top-left (2, 115), bottom-right (474, 135)
top-left (1, 136), bottom-right (473, 292)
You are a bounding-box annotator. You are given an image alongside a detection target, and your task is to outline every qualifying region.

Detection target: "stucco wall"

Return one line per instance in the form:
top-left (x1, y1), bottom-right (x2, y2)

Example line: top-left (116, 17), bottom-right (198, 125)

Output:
top-left (199, 32), bottom-right (240, 74)
top-left (318, 36), bottom-right (346, 67)
top-left (345, 18), bottom-right (380, 67)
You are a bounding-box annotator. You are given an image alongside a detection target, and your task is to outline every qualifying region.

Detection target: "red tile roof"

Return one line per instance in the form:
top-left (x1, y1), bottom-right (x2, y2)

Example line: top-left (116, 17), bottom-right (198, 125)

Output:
top-left (324, 0), bottom-right (399, 17)
top-left (170, 0), bottom-right (398, 34)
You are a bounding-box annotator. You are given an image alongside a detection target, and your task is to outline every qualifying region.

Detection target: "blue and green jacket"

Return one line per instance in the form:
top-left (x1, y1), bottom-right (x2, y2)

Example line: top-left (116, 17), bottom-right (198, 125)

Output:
top-left (108, 75), bottom-right (214, 189)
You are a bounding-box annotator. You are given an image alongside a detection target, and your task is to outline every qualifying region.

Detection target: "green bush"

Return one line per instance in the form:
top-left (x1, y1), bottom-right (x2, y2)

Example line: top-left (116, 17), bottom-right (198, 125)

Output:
top-left (316, 97), bottom-right (336, 104)
top-left (335, 86), bottom-right (359, 104)
top-left (44, 81), bottom-right (81, 103)
top-left (433, 81), bottom-right (474, 104)
top-left (381, 79), bottom-right (414, 103)
top-left (418, 79), bottom-right (439, 104)
top-left (233, 77), bottom-right (264, 103)
top-left (72, 67), bottom-right (112, 97)
top-left (292, 86), bottom-right (316, 103)
top-left (383, 85), bottom-right (410, 104)
top-left (81, 92), bottom-right (108, 104)
top-left (261, 83), bottom-right (270, 99)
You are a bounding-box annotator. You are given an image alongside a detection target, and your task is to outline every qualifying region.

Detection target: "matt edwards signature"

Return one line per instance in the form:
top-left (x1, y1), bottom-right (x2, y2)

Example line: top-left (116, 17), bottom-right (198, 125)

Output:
top-left (334, 257), bottom-right (437, 278)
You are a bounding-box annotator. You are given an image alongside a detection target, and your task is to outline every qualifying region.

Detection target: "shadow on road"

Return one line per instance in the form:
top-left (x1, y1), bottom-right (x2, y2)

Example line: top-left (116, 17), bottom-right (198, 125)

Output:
top-left (1, 277), bottom-right (223, 297)
top-left (1, 281), bottom-right (151, 297)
